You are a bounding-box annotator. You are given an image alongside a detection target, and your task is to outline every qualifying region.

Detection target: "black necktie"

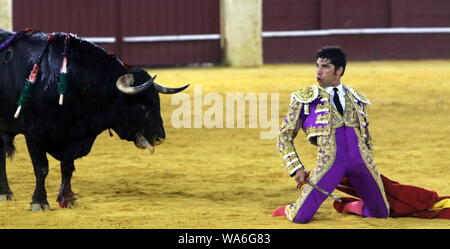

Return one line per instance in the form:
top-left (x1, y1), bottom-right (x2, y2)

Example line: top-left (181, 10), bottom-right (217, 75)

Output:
top-left (333, 88), bottom-right (344, 116)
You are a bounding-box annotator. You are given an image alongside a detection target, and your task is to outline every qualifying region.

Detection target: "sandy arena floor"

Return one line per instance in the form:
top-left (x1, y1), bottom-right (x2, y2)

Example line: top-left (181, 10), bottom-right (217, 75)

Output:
top-left (0, 60), bottom-right (449, 229)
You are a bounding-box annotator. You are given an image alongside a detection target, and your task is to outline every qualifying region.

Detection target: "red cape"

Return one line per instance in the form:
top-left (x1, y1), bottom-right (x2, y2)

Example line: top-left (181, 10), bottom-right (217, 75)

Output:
top-left (333, 175), bottom-right (450, 219)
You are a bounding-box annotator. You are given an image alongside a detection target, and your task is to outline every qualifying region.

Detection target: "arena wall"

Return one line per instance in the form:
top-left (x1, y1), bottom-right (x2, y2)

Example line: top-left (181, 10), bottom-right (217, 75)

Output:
top-left (263, 0), bottom-right (450, 62)
top-left (12, 0), bottom-right (221, 67)
top-left (10, 0), bottom-right (450, 66)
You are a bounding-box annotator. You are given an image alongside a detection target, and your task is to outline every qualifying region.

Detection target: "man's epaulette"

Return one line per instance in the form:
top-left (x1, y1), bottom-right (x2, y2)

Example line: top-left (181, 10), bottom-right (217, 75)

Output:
top-left (346, 86), bottom-right (371, 105)
top-left (291, 85), bottom-right (320, 104)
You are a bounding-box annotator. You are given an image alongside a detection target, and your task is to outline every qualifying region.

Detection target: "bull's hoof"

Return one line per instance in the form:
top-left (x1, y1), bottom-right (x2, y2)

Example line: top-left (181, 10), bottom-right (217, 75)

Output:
top-left (57, 193), bottom-right (77, 209)
top-left (0, 193), bottom-right (14, 201)
top-left (30, 203), bottom-right (51, 211)
top-left (58, 199), bottom-right (76, 208)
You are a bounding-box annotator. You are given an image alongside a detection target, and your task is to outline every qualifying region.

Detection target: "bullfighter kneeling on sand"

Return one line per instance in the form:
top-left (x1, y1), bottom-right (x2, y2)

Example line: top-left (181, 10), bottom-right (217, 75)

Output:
top-left (275, 46), bottom-right (389, 223)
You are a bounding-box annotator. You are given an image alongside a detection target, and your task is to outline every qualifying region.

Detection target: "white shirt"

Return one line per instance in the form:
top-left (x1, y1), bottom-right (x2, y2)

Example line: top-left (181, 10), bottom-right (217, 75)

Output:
top-left (324, 83), bottom-right (345, 111)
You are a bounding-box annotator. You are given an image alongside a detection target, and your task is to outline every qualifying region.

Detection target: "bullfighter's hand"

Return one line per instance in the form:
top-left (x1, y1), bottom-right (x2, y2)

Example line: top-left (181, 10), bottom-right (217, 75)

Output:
top-left (295, 169), bottom-right (310, 190)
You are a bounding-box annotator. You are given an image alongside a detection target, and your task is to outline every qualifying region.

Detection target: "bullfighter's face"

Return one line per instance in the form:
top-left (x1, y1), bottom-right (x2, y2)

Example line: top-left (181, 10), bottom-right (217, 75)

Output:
top-left (316, 57), bottom-right (343, 88)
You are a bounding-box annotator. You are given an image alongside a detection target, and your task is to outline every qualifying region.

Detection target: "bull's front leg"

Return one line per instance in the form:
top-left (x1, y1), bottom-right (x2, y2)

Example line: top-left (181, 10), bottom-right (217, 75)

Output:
top-left (0, 135), bottom-right (14, 201)
top-left (57, 160), bottom-right (77, 208)
top-left (26, 138), bottom-right (50, 211)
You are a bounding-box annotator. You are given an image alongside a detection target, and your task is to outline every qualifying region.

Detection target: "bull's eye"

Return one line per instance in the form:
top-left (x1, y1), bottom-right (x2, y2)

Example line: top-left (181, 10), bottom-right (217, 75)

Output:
top-left (2, 47), bottom-right (13, 64)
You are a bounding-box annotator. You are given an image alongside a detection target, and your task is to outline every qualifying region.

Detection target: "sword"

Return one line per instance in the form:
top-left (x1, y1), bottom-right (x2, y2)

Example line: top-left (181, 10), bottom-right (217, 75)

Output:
top-left (298, 181), bottom-right (342, 203)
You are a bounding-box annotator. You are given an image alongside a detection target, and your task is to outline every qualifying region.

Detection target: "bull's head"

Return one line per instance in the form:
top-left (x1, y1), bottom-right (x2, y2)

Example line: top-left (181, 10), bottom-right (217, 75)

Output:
top-left (112, 68), bottom-right (188, 153)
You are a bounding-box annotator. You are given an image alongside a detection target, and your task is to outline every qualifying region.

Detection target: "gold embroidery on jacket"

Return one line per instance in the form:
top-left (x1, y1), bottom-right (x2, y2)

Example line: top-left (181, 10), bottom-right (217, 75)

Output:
top-left (315, 103), bottom-right (329, 113)
top-left (346, 86), bottom-right (371, 105)
top-left (278, 98), bottom-right (304, 175)
top-left (316, 113), bottom-right (330, 124)
top-left (347, 92), bottom-right (372, 146)
top-left (294, 86), bottom-right (319, 103)
top-left (343, 94), bottom-right (360, 127)
top-left (329, 92), bottom-right (360, 129)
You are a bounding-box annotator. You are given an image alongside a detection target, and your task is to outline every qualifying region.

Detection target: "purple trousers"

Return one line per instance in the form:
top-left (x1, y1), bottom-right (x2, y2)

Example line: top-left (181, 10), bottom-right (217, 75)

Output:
top-left (293, 127), bottom-right (389, 223)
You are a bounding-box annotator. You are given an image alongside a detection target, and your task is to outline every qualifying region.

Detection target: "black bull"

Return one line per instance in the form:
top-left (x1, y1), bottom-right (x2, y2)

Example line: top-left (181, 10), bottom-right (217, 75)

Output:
top-left (0, 29), bottom-right (188, 211)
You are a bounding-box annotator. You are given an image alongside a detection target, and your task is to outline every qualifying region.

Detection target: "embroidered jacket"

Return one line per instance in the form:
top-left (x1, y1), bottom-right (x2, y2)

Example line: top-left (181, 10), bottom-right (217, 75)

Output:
top-left (277, 84), bottom-right (372, 176)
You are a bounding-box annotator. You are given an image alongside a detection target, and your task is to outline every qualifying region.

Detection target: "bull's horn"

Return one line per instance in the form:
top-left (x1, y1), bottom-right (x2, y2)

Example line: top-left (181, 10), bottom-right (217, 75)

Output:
top-left (116, 74), bottom-right (155, 95)
top-left (154, 81), bottom-right (190, 94)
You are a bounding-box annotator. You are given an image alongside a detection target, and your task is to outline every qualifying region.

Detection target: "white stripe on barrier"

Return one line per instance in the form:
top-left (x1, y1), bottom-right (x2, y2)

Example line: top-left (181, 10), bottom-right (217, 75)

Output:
top-left (83, 37), bottom-right (116, 43)
top-left (82, 28), bottom-right (450, 44)
top-left (122, 34), bottom-right (221, 43)
top-left (262, 27), bottom-right (450, 38)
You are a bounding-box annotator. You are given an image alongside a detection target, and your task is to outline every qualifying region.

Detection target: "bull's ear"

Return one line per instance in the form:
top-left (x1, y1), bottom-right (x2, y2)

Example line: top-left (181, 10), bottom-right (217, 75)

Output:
top-left (154, 82), bottom-right (190, 94)
top-left (116, 74), bottom-right (154, 95)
